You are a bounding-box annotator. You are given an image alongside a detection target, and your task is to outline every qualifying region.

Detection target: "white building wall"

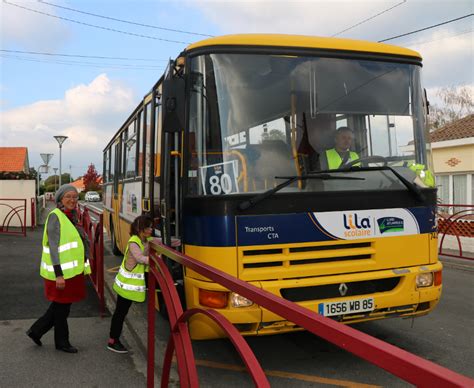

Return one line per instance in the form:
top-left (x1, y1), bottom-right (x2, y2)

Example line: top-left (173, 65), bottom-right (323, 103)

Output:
top-left (439, 234), bottom-right (474, 254)
top-left (0, 180), bottom-right (36, 227)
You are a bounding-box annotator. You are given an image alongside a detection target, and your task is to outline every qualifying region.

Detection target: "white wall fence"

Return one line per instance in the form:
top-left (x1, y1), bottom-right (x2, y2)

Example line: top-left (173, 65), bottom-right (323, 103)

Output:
top-left (0, 180), bottom-right (35, 228)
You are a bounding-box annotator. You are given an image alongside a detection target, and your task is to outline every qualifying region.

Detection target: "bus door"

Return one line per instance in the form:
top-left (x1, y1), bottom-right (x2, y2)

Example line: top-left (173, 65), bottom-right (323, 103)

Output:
top-left (160, 65), bottom-right (185, 283)
top-left (160, 66), bottom-right (185, 247)
top-left (141, 97), bottom-right (154, 216)
top-left (111, 137), bottom-right (122, 253)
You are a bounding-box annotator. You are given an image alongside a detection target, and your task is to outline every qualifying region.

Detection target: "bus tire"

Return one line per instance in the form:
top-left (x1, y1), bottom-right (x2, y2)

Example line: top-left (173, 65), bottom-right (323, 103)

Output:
top-left (110, 222), bottom-right (122, 256)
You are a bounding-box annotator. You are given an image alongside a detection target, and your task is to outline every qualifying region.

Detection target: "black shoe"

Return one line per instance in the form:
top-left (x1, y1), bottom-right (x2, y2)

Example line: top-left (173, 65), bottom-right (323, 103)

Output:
top-left (56, 345), bottom-right (78, 353)
top-left (26, 329), bottom-right (42, 346)
top-left (107, 340), bottom-right (128, 354)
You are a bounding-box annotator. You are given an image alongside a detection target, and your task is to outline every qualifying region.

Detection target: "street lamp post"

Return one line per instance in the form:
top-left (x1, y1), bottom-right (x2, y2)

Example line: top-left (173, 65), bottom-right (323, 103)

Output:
top-left (37, 165), bottom-right (46, 198)
top-left (53, 135), bottom-right (68, 188)
top-left (39, 153), bottom-right (54, 197)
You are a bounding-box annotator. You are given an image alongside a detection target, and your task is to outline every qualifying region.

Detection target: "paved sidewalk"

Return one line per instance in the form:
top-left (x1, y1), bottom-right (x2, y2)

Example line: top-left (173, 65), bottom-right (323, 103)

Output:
top-left (0, 226), bottom-right (152, 387)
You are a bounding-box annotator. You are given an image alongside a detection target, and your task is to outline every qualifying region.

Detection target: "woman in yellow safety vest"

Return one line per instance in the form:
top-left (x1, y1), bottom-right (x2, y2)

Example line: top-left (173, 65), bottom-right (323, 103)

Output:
top-left (27, 184), bottom-right (90, 354)
top-left (107, 215), bottom-right (153, 353)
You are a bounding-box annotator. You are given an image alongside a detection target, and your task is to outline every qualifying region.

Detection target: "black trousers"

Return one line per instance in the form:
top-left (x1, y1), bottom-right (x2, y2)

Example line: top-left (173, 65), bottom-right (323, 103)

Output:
top-left (29, 302), bottom-right (72, 347)
top-left (109, 295), bottom-right (132, 340)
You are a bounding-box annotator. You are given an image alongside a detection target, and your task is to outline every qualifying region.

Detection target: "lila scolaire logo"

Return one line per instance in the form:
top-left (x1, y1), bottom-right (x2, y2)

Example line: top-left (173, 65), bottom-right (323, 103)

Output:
top-left (343, 213), bottom-right (372, 237)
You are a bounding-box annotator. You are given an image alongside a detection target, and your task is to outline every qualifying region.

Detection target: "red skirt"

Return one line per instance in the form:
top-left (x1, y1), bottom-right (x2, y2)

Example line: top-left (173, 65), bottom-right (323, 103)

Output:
top-left (44, 274), bottom-right (86, 303)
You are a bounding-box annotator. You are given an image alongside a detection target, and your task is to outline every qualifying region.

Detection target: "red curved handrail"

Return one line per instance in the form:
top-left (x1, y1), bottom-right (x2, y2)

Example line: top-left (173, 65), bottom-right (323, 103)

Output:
top-left (179, 309), bottom-right (269, 387)
top-left (437, 204), bottom-right (473, 260)
top-left (147, 250), bottom-right (271, 387)
top-left (147, 255), bottom-right (198, 387)
top-left (2, 205), bottom-right (24, 229)
top-left (0, 199), bottom-right (27, 236)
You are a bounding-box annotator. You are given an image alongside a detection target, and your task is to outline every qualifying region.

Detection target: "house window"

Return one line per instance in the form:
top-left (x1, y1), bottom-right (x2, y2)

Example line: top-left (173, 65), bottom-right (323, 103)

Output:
top-left (453, 175), bottom-right (467, 205)
top-left (435, 173), bottom-right (473, 212)
top-left (437, 175), bottom-right (450, 204)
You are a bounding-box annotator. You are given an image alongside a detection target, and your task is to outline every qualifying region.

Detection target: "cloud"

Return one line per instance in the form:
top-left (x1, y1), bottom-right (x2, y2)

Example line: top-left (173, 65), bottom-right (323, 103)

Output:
top-left (189, 0), bottom-right (473, 89)
top-left (189, 0), bottom-right (386, 36)
top-left (407, 32), bottom-right (473, 88)
top-left (0, 0), bottom-right (71, 51)
top-left (1, 74), bottom-right (135, 175)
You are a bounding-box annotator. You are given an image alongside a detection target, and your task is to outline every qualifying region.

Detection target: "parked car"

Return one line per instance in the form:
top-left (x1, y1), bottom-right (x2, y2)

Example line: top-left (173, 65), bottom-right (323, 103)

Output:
top-left (85, 191), bottom-right (101, 202)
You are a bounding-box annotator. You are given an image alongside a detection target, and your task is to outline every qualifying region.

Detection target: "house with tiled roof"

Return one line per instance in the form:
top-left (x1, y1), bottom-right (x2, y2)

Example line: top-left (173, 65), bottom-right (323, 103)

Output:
top-left (70, 176), bottom-right (103, 193)
top-left (0, 147), bottom-right (35, 228)
top-left (0, 147), bottom-right (30, 174)
top-left (431, 114), bottom-right (474, 205)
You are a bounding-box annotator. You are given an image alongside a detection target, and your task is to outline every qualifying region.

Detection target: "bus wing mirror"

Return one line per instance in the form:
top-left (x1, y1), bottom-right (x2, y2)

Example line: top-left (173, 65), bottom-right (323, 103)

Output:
top-left (163, 77), bottom-right (185, 133)
top-left (424, 88), bottom-right (430, 115)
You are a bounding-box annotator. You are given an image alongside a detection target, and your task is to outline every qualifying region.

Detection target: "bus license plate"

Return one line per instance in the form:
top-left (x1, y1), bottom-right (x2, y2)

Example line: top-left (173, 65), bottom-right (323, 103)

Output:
top-left (318, 298), bottom-right (374, 317)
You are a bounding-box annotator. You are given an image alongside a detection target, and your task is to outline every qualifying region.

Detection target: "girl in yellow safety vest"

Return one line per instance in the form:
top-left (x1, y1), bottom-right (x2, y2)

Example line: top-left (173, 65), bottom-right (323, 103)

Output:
top-left (107, 215), bottom-right (153, 353)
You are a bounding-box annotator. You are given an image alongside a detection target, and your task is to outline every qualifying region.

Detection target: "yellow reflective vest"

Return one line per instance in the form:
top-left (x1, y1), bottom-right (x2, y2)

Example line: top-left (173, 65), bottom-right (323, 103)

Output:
top-left (409, 163), bottom-right (435, 188)
top-left (325, 149), bottom-right (360, 169)
top-left (113, 235), bottom-right (148, 302)
top-left (40, 208), bottom-right (90, 280)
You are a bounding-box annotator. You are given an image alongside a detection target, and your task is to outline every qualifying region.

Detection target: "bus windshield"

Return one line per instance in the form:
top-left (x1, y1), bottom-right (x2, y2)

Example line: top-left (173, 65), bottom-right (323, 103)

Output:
top-left (187, 53), bottom-right (432, 196)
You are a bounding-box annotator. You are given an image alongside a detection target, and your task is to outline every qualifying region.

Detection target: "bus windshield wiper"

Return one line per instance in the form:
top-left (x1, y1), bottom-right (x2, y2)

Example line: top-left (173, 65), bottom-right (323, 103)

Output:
top-left (342, 165), bottom-right (426, 202)
top-left (238, 173), bottom-right (365, 211)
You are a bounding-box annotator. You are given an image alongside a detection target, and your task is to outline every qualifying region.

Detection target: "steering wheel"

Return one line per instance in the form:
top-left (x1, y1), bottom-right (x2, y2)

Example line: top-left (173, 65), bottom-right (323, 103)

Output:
top-left (343, 155), bottom-right (388, 169)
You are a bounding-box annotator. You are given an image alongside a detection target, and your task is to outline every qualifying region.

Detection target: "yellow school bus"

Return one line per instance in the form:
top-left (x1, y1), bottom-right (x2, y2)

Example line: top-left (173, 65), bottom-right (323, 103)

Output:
top-left (102, 34), bottom-right (441, 339)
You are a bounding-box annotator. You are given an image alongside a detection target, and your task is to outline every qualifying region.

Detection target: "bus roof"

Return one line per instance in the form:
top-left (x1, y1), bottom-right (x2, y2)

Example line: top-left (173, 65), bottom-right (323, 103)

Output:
top-left (185, 34), bottom-right (421, 60)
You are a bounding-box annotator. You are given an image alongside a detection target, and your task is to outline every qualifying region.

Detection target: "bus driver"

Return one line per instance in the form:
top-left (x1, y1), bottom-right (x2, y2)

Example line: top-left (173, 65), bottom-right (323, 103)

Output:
top-left (321, 126), bottom-right (360, 170)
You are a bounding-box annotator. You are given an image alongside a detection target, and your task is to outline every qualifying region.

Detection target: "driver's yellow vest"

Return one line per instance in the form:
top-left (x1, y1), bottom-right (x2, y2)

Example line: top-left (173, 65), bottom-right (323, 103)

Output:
top-left (40, 208), bottom-right (90, 280)
top-left (325, 149), bottom-right (359, 169)
top-left (113, 235), bottom-right (147, 302)
top-left (409, 163), bottom-right (435, 187)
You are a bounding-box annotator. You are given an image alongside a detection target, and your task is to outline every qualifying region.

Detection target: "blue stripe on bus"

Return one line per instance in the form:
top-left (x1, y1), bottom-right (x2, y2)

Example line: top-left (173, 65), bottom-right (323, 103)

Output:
top-left (184, 215), bottom-right (236, 247)
top-left (183, 207), bottom-right (435, 247)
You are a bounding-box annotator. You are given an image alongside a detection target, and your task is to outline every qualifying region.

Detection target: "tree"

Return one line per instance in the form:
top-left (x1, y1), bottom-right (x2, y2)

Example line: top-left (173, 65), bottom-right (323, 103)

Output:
top-left (83, 163), bottom-right (101, 191)
top-left (428, 85), bottom-right (473, 130)
top-left (44, 173), bottom-right (71, 191)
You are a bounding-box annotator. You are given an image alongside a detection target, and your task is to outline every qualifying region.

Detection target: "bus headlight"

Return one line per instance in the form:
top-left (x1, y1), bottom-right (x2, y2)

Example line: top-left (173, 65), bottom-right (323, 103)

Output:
top-left (230, 292), bottom-right (254, 308)
top-left (416, 272), bottom-right (434, 287)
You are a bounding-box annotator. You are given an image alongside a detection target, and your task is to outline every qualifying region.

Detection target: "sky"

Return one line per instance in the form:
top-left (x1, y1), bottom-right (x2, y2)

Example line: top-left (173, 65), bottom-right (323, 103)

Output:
top-left (1, 0), bottom-right (472, 179)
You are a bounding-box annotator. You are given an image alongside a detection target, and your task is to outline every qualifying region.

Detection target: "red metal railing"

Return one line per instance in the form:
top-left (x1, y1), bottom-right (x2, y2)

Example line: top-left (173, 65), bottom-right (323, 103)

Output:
top-left (147, 240), bottom-right (474, 387)
top-left (0, 198), bottom-right (27, 236)
top-left (31, 198), bottom-right (36, 230)
top-left (437, 204), bottom-right (474, 260)
top-left (147, 248), bottom-right (269, 387)
top-left (78, 204), bottom-right (105, 315)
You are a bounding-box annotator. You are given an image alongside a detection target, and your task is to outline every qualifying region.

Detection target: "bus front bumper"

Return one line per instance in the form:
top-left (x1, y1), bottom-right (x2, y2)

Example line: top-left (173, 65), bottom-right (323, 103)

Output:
top-left (184, 262), bottom-right (442, 340)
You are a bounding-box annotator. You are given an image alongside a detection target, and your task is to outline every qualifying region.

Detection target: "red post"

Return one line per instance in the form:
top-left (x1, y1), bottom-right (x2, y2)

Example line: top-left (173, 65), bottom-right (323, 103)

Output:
top-left (22, 199), bottom-right (27, 237)
top-left (147, 257), bottom-right (156, 388)
top-left (98, 213), bottom-right (105, 316)
top-left (30, 198), bottom-right (35, 230)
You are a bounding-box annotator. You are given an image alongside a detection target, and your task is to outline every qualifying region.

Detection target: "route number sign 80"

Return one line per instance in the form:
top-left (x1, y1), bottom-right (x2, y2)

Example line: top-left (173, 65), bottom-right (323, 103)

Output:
top-left (200, 160), bottom-right (239, 195)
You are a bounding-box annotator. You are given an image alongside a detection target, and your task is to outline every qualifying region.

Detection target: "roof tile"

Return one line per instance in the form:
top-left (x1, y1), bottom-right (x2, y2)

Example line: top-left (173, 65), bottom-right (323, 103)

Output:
top-left (430, 114), bottom-right (474, 142)
top-left (0, 147), bottom-right (28, 172)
